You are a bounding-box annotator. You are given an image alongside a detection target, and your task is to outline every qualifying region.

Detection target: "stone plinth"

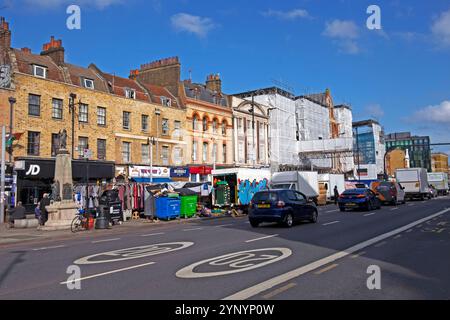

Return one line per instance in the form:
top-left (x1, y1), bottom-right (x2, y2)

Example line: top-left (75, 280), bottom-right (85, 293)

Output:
top-left (38, 201), bottom-right (77, 231)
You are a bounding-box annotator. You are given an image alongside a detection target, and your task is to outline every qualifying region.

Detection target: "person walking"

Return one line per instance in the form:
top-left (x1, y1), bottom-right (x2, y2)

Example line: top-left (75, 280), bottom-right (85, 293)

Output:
top-left (334, 186), bottom-right (340, 205)
top-left (39, 193), bottom-right (51, 226)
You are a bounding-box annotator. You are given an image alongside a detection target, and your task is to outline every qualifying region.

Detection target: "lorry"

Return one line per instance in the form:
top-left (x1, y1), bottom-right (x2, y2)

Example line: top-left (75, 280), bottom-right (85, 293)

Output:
top-left (270, 171), bottom-right (319, 204)
top-left (395, 168), bottom-right (430, 200)
top-left (427, 172), bottom-right (449, 196)
top-left (211, 168), bottom-right (272, 209)
top-left (318, 174), bottom-right (346, 202)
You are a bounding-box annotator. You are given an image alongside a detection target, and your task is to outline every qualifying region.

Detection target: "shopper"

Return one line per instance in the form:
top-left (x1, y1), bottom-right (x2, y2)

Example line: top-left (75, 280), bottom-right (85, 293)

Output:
top-left (334, 186), bottom-right (340, 205)
top-left (39, 193), bottom-right (51, 226)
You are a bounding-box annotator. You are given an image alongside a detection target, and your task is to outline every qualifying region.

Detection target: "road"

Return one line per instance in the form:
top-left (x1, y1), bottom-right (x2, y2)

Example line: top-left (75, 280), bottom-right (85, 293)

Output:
top-left (0, 197), bottom-right (449, 300)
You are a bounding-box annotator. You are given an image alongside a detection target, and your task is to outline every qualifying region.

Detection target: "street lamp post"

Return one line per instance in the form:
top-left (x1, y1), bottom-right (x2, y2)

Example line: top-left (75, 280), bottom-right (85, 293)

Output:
top-left (354, 126), bottom-right (361, 182)
top-left (155, 109), bottom-right (161, 166)
top-left (69, 93), bottom-right (77, 160)
top-left (148, 137), bottom-right (156, 183)
top-left (8, 97), bottom-right (16, 164)
top-left (250, 95), bottom-right (257, 168)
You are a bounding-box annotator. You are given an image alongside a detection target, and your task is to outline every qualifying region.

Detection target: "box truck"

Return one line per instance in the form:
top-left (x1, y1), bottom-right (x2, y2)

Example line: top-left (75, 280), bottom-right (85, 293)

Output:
top-left (427, 172), bottom-right (449, 196)
top-left (396, 168), bottom-right (430, 200)
top-left (318, 174), bottom-right (346, 201)
top-left (270, 171), bottom-right (319, 204)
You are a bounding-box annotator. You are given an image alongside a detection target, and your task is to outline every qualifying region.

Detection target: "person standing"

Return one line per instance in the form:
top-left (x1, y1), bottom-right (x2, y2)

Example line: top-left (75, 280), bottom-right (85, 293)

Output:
top-left (39, 193), bottom-right (51, 226)
top-left (334, 186), bottom-right (340, 205)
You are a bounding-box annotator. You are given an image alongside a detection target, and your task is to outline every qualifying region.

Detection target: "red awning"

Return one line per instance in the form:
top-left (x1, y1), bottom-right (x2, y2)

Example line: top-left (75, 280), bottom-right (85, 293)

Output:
top-left (190, 166), bottom-right (213, 175)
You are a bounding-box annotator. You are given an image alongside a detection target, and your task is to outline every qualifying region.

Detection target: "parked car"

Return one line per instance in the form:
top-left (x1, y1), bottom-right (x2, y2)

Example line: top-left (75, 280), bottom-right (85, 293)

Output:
top-left (338, 188), bottom-right (382, 212)
top-left (249, 189), bottom-right (318, 228)
top-left (370, 181), bottom-right (406, 205)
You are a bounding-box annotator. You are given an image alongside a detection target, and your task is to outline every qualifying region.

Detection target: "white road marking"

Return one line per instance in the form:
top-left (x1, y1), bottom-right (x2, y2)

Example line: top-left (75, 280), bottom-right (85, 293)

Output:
top-left (223, 208), bottom-right (450, 300)
top-left (408, 204), bottom-right (415, 207)
top-left (60, 262), bottom-right (156, 285)
top-left (183, 228), bottom-right (203, 232)
top-left (140, 233), bottom-right (165, 237)
top-left (322, 221), bottom-right (340, 226)
top-left (390, 208), bottom-right (399, 211)
top-left (326, 209), bottom-right (340, 213)
top-left (32, 245), bottom-right (65, 251)
top-left (91, 238), bottom-right (121, 244)
top-left (245, 234), bottom-right (279, 243)
top-left (363, 213), bottom-right (377, 217)
top-left (214, 224), bottom-right (233, 228)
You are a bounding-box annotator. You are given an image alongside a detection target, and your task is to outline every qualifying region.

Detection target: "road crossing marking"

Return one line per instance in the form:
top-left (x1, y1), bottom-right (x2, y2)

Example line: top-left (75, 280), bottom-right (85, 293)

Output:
top-left (245, 234), bottom-right (279, 243)
top-left (223, 208), bottom-right (450, 300)
top-left (322, 221), bottom-right (340, 226)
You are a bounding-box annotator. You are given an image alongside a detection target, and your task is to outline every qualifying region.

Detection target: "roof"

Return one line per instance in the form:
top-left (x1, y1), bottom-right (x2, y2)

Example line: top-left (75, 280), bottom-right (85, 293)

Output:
top-left (334, 104), bottom-right (352, 110)
top-left (98, 71), bottom-right (149, 101)
top-left (353, 119), bottom-right (381, 127)
top-left (298, 93), bottom-right (329, 107)
top-left (139, 82), bottom-right (182, 109)
top-left (233, 87), bottom-right (296, 100)
top-left (184, 80), bottom-right (229, 107)
top-left (13, 49), bottom-right (66, 82)
top-left (64, 63), bottom-right (109, 93)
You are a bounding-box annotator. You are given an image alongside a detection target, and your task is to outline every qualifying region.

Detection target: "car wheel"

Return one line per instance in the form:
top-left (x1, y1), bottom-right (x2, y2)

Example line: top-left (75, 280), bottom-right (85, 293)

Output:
top-left (310, 210), bottom-right (318, 224)
top-left (284, 213), bottom-right (294, 228)
top-left (250, 220), bottom-right (259, 228)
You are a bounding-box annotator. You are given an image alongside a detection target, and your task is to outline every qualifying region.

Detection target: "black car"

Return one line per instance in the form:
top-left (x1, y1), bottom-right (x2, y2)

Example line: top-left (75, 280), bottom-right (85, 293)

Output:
top-left (249, 189), bottom-right (318, 228)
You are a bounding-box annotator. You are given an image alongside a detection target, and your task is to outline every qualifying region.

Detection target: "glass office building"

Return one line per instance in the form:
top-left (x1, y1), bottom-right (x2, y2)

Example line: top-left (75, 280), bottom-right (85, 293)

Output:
top-left (385, 132), bottom-right (431, 172)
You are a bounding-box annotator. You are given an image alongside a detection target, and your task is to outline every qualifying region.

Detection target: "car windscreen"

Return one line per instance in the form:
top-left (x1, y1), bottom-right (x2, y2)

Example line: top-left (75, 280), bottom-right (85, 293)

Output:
top-left (252, 192), bottom-right (279, 203)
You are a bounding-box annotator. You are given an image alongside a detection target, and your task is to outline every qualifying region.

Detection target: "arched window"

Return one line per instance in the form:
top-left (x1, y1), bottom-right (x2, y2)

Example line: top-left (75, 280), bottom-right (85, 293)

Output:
top-left (203, 117), bottom-right (208, 132)
top-left (212, 119), bottom-right (218, 133)
top-left (222, 121), bottom-right (227, 135)
top-left (193, 115), bottom-right (198, 130)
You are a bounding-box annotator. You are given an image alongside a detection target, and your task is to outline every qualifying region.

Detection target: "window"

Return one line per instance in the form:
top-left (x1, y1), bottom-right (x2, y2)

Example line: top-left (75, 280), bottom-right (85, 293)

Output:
top-left (202, 142), bottom-right (208, 162)
top-left (27, 131), bottom-right (40, 156)
top-left (162, 146), bottom-right (169, 165)
top-left (192, 141), bottom-right (198, 161)
top-left (78, 137), bottom-right (88, 158)
top-left (122, 142), bottom-right (131, 163)
top-left (173, 120), bottom-right (181, 138)
top-left (237, 118), bottom-right (243, 134)
top-left (97, 139), bottom-right (106, 160)
top-left (141, 144), bottom-right (150, 164)
top-left (97, 107), bottom-right (106, 126)
top-left (123, 111), bottom-right (131, 130)
top-left (33, 65), bottom-right (47, 78)
top-left (193, 115), bottom-right (198, 130)
top-left (28, 94), bottom-right (41, 116)
top-left (83, 78), bottom-right (95, 90)
top-left (142, 115), bottom-right (149, 132)
top-left (212, 143), bottom-right (217, 162)
top-left (125, 89), bottom-right (136, 99)
top-left (212, 119), bottom-right (218, 133)
top-left (174, 147), bottom-right (182, 165)
top-left (222, 121), bottom-right (227, 135)
top-left (51, 133), bottom-right (59, 157)
top-left (223, 144), bottom-right (227, 163)
top-left (79, 104), bottom-right (88, 123)
top-left (162, 118), bottom-right (169, 135)
top-left (203, 117), bottom-right (208, 132)
top-left (161, 96), bottom-right (171, 107)
top-left (52, 98), bottom-right (63, 119)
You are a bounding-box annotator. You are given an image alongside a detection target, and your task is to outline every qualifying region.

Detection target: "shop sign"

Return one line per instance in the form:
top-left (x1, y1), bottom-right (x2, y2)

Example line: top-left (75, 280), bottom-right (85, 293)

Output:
top-left (129, 166), bottom-right (170, 179)
top-left (170, 167), bottom-right (190, 178)
top-left (190, 166), bottom-right (213, 175)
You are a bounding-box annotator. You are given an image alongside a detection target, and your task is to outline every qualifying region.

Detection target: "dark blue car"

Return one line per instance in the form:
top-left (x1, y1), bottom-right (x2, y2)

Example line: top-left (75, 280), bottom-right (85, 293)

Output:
top-left (249, 189), bottom-right (318, 228)
top-left (338, 188), bottom-right (381, 212)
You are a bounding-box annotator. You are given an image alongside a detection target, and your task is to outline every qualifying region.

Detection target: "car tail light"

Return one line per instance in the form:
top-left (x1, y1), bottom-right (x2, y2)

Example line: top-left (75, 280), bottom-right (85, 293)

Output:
top-left (277, 201), bottom-right (286, 208)
top-left (356, 195), bottom-right (366, 198)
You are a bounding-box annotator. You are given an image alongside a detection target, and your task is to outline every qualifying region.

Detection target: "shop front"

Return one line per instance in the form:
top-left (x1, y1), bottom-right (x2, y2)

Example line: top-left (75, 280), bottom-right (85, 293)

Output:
top-left (189, 166), bottom-right (213, 182)
top-left (170, 167), bottom-right (190, 182)
top-left (14, 158), bottom-right (115, 213)
top-left (128, 165), bottom-right (172, 183)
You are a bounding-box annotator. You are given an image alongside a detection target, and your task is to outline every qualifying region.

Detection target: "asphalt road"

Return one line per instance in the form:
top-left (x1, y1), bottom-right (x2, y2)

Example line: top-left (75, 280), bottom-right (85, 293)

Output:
top-left (0, 197), bottom-right (449, 300)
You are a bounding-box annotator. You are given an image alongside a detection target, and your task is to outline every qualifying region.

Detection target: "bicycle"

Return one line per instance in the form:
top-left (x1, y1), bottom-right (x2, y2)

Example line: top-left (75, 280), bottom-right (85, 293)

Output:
top-left (71, 209), bottom-right (91, 233)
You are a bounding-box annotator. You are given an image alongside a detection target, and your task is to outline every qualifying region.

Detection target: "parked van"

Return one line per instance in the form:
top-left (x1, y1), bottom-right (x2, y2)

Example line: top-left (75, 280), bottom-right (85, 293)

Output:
top-left (396, 168), bottom-right (430, 200)
top-left (271, 171), bottom-right (319, 204)
top-left (370, 181), bottom-right (406, 205)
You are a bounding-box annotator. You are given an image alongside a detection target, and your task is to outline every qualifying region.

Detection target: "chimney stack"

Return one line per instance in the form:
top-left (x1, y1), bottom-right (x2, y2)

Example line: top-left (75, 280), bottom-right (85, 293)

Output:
top-left (41, 36), bottom-right (65, 65)
top-left (21, 47), bottom-right (31, 54)
top-left (0, 17), bottom-right (11, 62)
top-left (137, 56), bottom-right (181, 97)
top-left (206, 73), bottom-right (222, 94)
top-left (129, 69), bottom-right (139, 80)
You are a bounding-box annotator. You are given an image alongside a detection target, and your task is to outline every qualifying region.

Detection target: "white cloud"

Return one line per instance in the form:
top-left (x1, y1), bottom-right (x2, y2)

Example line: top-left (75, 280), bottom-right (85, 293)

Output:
top-left (322, 19), bottom-right (360, 54)
top-left (365, 104), bottom-right (384, 119)
top-left (262, 9), bottom-right (310, 20)
top-left (171, 13), bottom-right (216, 38)
top-left (411, 100), bottom-right (450, 124)
top-left (431, 9), bottom-right (450, 47)
top-left (23, 0), bottom-right (122, 9)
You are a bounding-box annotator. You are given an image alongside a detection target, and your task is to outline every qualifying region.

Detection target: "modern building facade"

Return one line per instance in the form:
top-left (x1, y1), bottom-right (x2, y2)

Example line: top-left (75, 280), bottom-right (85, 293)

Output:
top-left (385, 132), bottom-right (431, 172)
top-left (431, 153), bottom-right (449, 173)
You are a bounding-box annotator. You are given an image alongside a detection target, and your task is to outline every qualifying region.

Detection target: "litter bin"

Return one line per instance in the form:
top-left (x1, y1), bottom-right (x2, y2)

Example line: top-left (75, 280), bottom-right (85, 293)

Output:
top-left (95, 207), bottom-right (111, 230)
top-left (175, 188), bottom-right (198, 219)
top-left (155, 196), bottom-right (181, 220)
top-left (99, 190), bottom-right (123, 225)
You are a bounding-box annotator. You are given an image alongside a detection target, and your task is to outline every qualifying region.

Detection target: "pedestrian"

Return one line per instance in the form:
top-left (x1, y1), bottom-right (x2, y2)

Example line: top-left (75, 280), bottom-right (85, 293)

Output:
top-left (8, 201), bottom-right (26, 228)
top-left (334, 186), bottom-right (340, 205)
top-left (39, 193), bottom-right (51, 226)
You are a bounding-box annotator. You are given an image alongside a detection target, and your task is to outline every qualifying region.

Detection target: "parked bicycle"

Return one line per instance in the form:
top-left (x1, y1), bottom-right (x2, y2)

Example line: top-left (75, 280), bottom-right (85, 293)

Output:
top-left (71, 209), bottom-right (93, 233)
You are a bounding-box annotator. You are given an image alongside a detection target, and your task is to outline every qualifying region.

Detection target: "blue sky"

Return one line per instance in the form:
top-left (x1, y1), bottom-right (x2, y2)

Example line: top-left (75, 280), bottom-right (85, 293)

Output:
top-left (2, 0), bottom-right (450, 152)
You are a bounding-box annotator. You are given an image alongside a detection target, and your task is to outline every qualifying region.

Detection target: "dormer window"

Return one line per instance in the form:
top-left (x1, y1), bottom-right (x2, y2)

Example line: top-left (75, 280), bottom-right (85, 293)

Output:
top-left (33, 65), bottom-right (47, 79)
top-left (161, 96), bottom-right (171, 107)
top-left (125, 88), bottom-right (136, 99)
top-left (84, 78), bottom-right (95, 90)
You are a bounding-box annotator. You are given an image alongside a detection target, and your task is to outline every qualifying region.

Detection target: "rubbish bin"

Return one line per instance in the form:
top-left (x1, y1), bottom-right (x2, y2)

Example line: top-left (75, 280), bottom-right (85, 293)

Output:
top-left (155, 196), bottom-right (181, 220)
top-left (95, 207), bottom-right (111, 230)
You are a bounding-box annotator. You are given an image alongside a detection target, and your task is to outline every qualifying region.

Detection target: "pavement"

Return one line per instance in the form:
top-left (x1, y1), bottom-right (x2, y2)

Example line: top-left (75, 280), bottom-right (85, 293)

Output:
top-left (0, 197), bottom-right (449, 300)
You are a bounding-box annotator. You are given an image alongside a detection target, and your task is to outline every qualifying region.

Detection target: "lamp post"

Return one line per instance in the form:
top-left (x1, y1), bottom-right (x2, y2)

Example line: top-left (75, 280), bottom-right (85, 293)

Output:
top-left (155, 109), bottom-right (161, 166)
top-left (211, 137), bottom-right (216, 171)
top-left (148, 137), bottom-right (156, 183)
top-left (249, 96), bottom-right (257, 168)
top-left (354, 126), bottom-right (361, 182)
top-left (8, 97), bottom-right (16, 164)
top-left (69, 93), bottom-right (77, 160)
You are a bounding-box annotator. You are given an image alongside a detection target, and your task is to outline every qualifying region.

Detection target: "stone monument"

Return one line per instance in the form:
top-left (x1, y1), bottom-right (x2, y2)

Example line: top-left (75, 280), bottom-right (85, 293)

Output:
top-left (39, 129), bottom-right (78, 231)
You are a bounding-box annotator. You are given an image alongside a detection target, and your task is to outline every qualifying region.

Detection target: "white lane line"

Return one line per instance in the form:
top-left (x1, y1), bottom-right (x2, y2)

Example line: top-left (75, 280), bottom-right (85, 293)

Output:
top-left (223, 208), bottom-right (450, 301)
top-left (91, 238), bottom-right (121, 244)
top-left (214, 224), bottom-right (233, 228)
top-left (60, 262), bottom-right (155, 285)
top-left (363, 213), bottom-right (377, 217)
top-left (390, 208), bottom-right (399, 211)
top-left (245, 234), bottom-right (279, 243)
top-left (326, 209), bottom-right (340, 213)
top-left (183, 228), bottom-right (203, 232)
top-left (140, 232), bottom-right (165, 237)
top-left (32, 245), bottom-right (66, 251)
top-left (322, 221), bottom-right (340, 226)
top-left (408, 204), bottom-right (415, 207)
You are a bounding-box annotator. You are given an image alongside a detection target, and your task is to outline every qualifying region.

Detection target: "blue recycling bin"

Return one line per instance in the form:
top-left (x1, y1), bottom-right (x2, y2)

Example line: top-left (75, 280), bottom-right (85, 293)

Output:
top-left (155, 196), bottom-right (181, 220)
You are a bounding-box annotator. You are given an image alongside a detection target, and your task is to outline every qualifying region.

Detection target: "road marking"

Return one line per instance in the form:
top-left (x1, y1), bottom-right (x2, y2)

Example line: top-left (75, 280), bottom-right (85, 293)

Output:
top-left (262, 283), bottom-right (297, 299)
top-left (437, 228), bottom-right (446, 234)
top-left (408, 204), bottom-right (415, 207)
top-left (245, 235), bottom-right (279, 243)
top-left (91, 238), bottom-right (121, 244)
top-left (374, 241), bottom-right (388, 248)
top-left (393, 235), bottom-right (402, 239)
top-left (406, 229), bottom-right (413, 233)
top-left (390, 208), bottom-right (399, 211)
top-left (326, 209), bottom-right (340, 213)
top-left (351, 251), bottom-right (366, 259)
top-left (141, 233), bottom-right (165, 237)
top-left (223, 208), bottom-right (450, 300)
top-left (364, 213), bottom-right (377, 217)
top-left (32, 245), bottom-right (65, 251)
top-left (183, 228), bottom-right (203, 232)
top-left (214, 224), bottom-right (233, 228)
top-left (322, 221), bottom-right (340, 226)
top-left (60, 262), bottom-right (156, 285)
top-left (315, 264), bottom-right (339, 275)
